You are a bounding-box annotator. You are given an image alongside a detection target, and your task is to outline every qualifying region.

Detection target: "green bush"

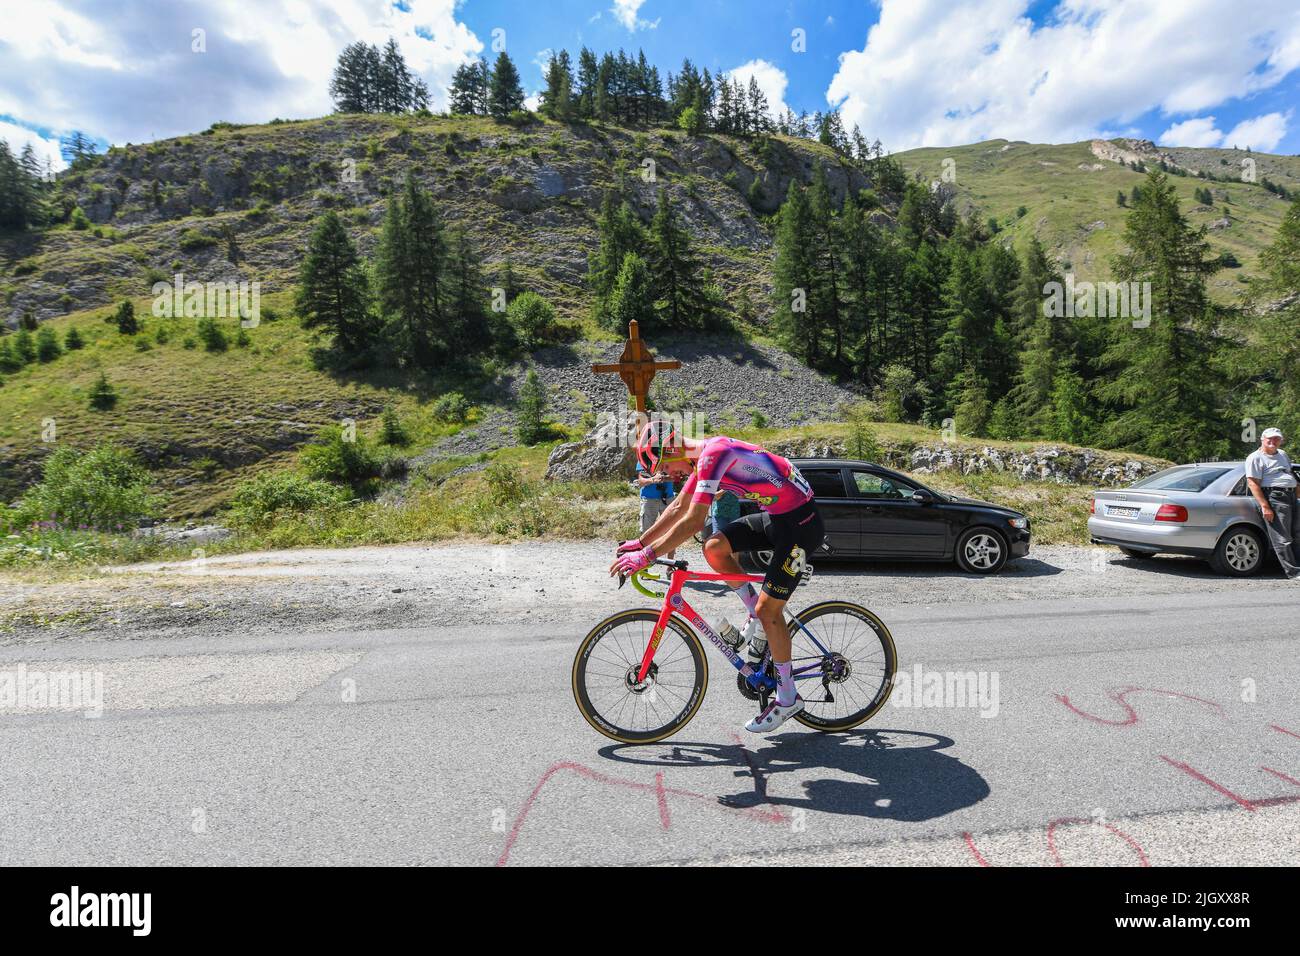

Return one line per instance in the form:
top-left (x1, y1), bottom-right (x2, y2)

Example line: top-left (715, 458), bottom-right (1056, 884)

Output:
top-left (432, 391), bottom-right (470, 424)
top-left (8, 444), bottom-right (159, 533)
top-left (485, 462), bottom-right (526, 505)
top-left (299, 425), bottom-right (386, 494)
top-left (178, 228), bottom-right (218, 251)
top-left (70, 207), bottom-right (90, 230)
top-left (64, 327), bottom-right (85, 351)
top-left (226, 470), bottom-right (349, 526)
top-left (381, 406), bottom-right (411, 446)
top-left (507, 291), bottom-right (555, 349)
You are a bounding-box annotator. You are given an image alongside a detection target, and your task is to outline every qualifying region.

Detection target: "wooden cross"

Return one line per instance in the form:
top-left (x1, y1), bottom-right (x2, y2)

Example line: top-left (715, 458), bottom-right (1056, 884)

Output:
top-left (590, 320), bottom-right (680, 413)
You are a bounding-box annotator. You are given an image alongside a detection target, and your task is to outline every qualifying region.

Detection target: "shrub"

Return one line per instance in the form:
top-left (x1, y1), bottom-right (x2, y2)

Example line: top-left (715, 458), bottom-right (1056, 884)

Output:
top-left (507, 291), bottom-right (555, 349)
top-left (226, 470), bottom-right (348, 526)
top-left (0, 340), bottom-right (21, 372)
top-left (181, 337), bottom-right (197, 349)
top-left (432, 391), bottom-right (469, 424)
top-left (178, 228), bottom-right (218, 251)
top-left (485, 462), bottom-right (526, 505)
top-left (70, 207), bottom-right (90, 230)
top-left (14, 329), bottom-right (37, 364)
top-left (88, 372), bottom-right (118, 410)
top-left (8, 444), bottom-right (158, 533)
top-left (750, 408), bottom-right (767, 429)
top-left (844, 402), bottom-right (883, 462)
top-left (299, 425), bottom-right (386, 494)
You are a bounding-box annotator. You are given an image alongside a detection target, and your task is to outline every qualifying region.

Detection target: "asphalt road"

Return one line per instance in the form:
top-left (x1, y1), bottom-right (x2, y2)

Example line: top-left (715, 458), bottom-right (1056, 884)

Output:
top-left (2, 565), bottom-right (1297, 866)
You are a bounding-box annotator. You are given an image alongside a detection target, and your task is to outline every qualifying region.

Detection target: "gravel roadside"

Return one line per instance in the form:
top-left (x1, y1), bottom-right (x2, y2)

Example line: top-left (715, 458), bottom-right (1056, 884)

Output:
top-left (0, 539), bottom-right (1285, 644)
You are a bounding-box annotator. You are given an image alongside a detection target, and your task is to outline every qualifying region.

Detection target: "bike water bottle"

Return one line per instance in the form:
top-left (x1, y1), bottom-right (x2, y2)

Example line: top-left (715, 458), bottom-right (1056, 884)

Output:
top-left (746, 619), bottom-right (767, 665)
top-left (717, 618), bottom-right (744, 649)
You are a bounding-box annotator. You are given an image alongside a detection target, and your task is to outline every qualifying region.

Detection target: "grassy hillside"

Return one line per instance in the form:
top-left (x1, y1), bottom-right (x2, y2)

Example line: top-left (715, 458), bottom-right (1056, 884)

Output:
top-left (894, 138), bottom-right (1300, 303)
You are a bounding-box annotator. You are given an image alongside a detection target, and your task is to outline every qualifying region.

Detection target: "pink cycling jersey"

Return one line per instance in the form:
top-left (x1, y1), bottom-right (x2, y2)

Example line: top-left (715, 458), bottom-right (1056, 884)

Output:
top-left (679, 436), bottom-right (814, 515)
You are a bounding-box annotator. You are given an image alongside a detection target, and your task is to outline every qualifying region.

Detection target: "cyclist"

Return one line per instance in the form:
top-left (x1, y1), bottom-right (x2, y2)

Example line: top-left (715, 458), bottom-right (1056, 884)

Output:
top-left (610, 421), bottom-right (825, 733)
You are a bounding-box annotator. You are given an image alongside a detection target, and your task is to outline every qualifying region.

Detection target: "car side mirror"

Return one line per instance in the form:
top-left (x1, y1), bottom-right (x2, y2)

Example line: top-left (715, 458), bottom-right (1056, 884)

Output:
top-left (911, 489), bottom-right (934, 504)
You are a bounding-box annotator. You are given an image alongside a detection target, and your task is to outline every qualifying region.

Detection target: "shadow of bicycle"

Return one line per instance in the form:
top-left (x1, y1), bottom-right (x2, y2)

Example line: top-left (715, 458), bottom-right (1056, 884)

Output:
top-left (598, 728), bottom-right (988, 823)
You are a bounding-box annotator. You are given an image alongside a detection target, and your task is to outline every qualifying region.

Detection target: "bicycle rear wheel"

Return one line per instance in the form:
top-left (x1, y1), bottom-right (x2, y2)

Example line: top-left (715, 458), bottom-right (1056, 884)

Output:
top-left (785, 601), bottom-right (896, 732)
top-left (572, 609), bottom-right (708, 744)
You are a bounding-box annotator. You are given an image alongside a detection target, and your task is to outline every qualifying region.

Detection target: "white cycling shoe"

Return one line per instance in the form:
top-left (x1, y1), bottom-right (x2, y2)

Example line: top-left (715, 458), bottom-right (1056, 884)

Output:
top-left (745, 695), bottom-right (804, 733)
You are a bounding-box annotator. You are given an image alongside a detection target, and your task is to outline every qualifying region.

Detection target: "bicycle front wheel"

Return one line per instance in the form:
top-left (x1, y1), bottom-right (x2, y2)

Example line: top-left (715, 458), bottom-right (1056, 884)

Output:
top-left (786, 601), bottom-right (896, 732)
top-left (572, 609), bottom-right (708, 744)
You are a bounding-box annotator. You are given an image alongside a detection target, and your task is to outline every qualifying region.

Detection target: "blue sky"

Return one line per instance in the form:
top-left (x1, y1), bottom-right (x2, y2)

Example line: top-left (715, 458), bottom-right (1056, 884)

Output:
top-left (2, 0), bottom-right (1297, 172)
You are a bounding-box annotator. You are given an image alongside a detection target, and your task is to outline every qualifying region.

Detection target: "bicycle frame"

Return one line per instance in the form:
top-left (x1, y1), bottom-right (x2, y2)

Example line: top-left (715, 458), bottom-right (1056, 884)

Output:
top-left (634, 562), bottom-right (834, 693)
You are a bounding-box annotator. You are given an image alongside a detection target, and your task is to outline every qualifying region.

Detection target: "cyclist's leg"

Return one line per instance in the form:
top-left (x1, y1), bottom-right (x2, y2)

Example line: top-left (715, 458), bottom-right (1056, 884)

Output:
top-left (705, 513), bottom-right (768, 615)
top-left (755, 504), bottom-right (826, 702)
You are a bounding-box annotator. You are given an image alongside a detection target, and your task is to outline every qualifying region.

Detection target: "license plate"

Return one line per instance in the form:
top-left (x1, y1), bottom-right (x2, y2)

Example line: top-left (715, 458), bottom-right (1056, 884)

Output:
top-left (1107, 505), bottom-right (1140, 518)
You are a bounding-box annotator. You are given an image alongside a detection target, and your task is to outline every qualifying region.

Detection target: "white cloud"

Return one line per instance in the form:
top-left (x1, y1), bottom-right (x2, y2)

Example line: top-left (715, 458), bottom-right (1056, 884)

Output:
top-left (0, 0), bottom-right (483, 147)
top-left (826, 0), bottom-right (1300, 152)
top-left (1222, 111), bottom-right (1289, 152)
top-left (0, 119), bottom-right (65, 173)
top-left (610, 0), bottom-right (659, 32)
top-left (726, 59), bottom-right (791, 122)
top-left (1159, 116), bottom-right (1223, 147)
top-left (1158, 111), bottom-right (1290, 150)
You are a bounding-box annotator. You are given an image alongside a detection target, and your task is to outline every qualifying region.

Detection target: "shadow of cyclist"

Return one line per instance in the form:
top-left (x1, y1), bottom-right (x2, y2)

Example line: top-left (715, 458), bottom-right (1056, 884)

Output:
top-left (599, 728), bottom-right (987, 823)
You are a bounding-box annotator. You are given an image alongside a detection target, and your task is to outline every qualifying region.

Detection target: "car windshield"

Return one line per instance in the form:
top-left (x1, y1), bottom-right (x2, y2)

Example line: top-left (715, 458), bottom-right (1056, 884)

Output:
top-left (1128, 466), bottom-right (1231, 493)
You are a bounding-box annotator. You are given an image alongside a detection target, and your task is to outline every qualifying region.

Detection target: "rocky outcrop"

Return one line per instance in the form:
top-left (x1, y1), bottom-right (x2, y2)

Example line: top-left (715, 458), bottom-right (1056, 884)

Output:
top-left (1090, 138), bottom-right (1185, 172)
top-left (545, 423), bottom-right (637, 481)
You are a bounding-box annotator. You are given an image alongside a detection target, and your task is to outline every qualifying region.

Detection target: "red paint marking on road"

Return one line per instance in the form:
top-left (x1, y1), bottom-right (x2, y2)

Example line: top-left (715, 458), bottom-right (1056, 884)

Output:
top-left (1250, 795), bottom-right (1300, 808)
top-left (654, 771), bottom-right (671, 830)
top-left (962, 832), bottom-right (992, 867)
top-left (1054, 687), bottom-right (1224, 727)
top-left (495, 760), bottom-right (786, 866)
top-left (1159, 756), bottom-right (1257, 811)
top-left (1046, 817), bottom-right (1149, 867)
top-left (1260, 766), bottom-right (1300, 789)
top-left (1270, 724), bottom-right (1300, 741)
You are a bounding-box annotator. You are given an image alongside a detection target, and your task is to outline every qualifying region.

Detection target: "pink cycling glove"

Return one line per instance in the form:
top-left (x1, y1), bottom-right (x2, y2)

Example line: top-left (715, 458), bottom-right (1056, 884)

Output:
top-left (615, 538), bottom-right (642, 555)
top-left (614, 545), bottom-right (656, 575)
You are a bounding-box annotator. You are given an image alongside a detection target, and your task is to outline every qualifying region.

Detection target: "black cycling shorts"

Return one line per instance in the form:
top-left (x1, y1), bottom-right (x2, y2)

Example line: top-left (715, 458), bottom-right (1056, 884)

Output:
top-left (719, 500), bottom-right (824, 600)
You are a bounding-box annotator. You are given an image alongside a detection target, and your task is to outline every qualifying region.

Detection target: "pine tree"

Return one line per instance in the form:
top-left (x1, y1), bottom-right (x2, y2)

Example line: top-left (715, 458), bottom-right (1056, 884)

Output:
top-left (114, 300), bottom-right (138, 335)
top-left (295, 210), bottom-right (375, 356)
top-left (647, 189), bottom-right (713, 330)
top-left (608, 252), bottom-right (656, 332)
top-left (588, 191), bottom-right (647, 321)
top-left (772, 180), bottom-right (820, 366)
top-left (449, 62), bottom-right (480, 114)
top-left (516, 369), bottom-right (549, 444)
top-left (35, 325), bottom-right (61, 362)
top-left (488, 51), bottom-right (526, 119)
top-left (576, 48), bottom-right (599, 119)
top-left (1241, 193), bottom-right (1300, 438)
top-left (807, 166), bottom-right (844, 370)
top-left (375, 173), bottom-right (446, 367)
top-left (65, 327), bottom-right (85, 351)
top-left (445, 226), bottom-right (491, 353)
top-left (1098, 170), bottom-right (1225, 460)
top-left (330, 42), bottom-right (380, 112)
top-left (88, 372), bottom-right (117, 411)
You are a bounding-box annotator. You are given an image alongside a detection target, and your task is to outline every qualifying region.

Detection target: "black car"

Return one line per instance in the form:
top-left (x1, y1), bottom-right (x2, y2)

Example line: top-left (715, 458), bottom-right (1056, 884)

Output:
top-left (738, 459), bottom-right (1031, 574)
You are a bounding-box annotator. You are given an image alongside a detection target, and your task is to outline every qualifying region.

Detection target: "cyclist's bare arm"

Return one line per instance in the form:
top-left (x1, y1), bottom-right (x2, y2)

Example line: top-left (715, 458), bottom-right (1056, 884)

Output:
top-left (645, 500), bottom-right (711, 558)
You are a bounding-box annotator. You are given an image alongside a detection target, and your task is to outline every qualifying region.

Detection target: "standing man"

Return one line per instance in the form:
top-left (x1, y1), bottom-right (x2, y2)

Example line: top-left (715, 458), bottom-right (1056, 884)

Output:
top-left (635, 458), bottom-right (680, 562)
top-left (1245, 427), bottom-right (1299, 580)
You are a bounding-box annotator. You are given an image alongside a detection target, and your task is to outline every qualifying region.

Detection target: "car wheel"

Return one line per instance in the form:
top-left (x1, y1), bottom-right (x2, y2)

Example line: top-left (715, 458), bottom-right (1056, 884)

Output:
top-left (739, 550), bottom-right (773, 574)
top-left (1119, 547), bottom-right (1156, 559)
top-left (955, 527), bottom-right (1008, 574)
top-left (1209, 527), bottom-right (1264, 577)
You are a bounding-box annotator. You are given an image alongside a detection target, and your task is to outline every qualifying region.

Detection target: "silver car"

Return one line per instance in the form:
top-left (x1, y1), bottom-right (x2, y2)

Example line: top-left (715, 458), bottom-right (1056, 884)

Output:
top-left (1088, 461), bottom-right (1300, 576)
